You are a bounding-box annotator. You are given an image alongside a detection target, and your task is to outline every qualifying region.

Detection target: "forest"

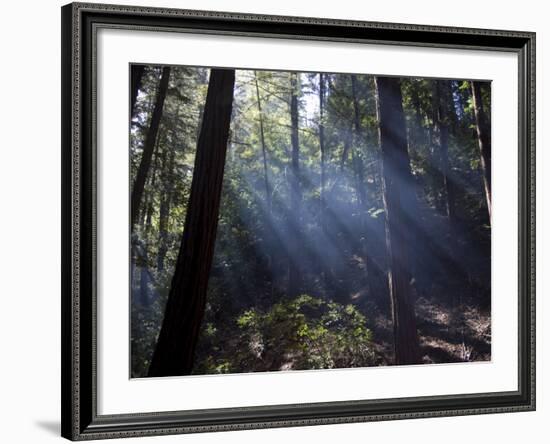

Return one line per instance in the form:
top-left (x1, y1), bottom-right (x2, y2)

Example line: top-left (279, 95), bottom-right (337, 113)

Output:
top-left (130, 64), bottom-right (492, 378)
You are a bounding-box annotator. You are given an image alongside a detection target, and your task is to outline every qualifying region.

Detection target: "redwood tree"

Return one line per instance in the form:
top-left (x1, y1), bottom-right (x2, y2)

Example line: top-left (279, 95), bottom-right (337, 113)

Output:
top-left (157, 122), bottom-right (178, 272)
top-left (350, 74), bottom-right (374, 297)
top-left (374, 76), bottom-right (422, 365)
top-left (471, 81), bottom-right (492, 221)
top-left (434, 80), bottom-right (456, 225)
top-left (131, 64), bottom-right (145, 116)
top-left (287, 72), bottom-right (302, 297)
top-left (131, 66), bottom-right (171, 228)
top-left (148, 68), bottom-right (236, 377)
top-left (254, 71), bottom-right (271, 214)
top-left (319, 72), bottom-right (326, 225)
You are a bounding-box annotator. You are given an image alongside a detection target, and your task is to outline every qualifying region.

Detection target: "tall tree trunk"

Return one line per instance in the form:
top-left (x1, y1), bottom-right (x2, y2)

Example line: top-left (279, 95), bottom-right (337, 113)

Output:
top-left (374, 76), bottom-right (422, 366)
top-left (319, 73), bottom-right (326, 225)
top-left (131, 66), bottom-right (171, 229)
top-left (350, 75), bottom-right (367, 207)
top-left (157, 105), bottom-right (182, 272)
top-left (144, 147), bottom-right (160, 235)
top-left (131, 65), bottom-right (145, 116)
top-left (134, 240), bottom-right (153, 306)
top-left (254, 71), bottom-right (271, 214)
top-left (340, 130), bottom-right (351, 171)
top-left (254, 71), bottom-right (274, 299)
top-left (471, 81), bottom-right (492, 221)
top-left (139, 250), bottom-right (151, 305)
top-left (350, 75), bottom-right (375, 295)
top-left (409, 80), bottom-right (424, 156)
top-left (134, 133), bottom-right (162, 306)
top-left (429, 81), bottom-right (446, 212)
top-left (139, 145), bottom-right (160, 304)
top-left (319, 73), bottom-right (333, 291)
top-left (138, 130), bottom-right (162, 228)
top-left (148, 68), bottom-right (236, 377)
top-left (157, 129), bottom-right (177, 272)
top-left (434, 81), bottom-right (456, 225)
top-left (287, 72), bottom-right (302, 297)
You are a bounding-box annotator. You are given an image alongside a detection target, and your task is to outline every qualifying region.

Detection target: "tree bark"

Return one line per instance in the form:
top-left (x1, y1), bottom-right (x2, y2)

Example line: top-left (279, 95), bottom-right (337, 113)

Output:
top-left (340, 130), bottom-right (351, 172)
top-left (254, 71), bottom-right (272, 214)
top-left (133, 239), bottom-right (156, 306)
top-left (131, 65), bottom-right (145, 117)
top-left (133, 132), bottom-right (162, 306)
top-left (350, 75), bottom-right (375, 295)
top-left (131, 66), bottom-right (171, 229)
top-left (435, 80), bottom-right (456, 224)
top-left (429, 81), bottom-right (446, 212)
top-left (157, 105), bottom-right (182, 272)
top-left (139, 144), bottom-right (161, 305)
top-left (287, 72), bottom-right (302, 297)
top-left (157, 135), bottom-right (176, 272)
top-left (287, 72), bottom-right (303, 297)
top-left (254, 71), bottom-right (274, 298)
top-left (138, 129), bottom-right (162, 228)
top-left (319, 73), bottom-right (326, 226)
top-left (471, 81), bottom-right (492, 221)
top-left (144, 148), bottom-right (160, 235)
top-left (139, 250), bottom-right (151, 305)
top-left (350, 75), bottom-right (367, 208)
top-left (409, 79), bottom-right (424, 155)
top-left (374, 76), bottom-right (422, 366)
top-left (148, 68), bottom-right (235, 377)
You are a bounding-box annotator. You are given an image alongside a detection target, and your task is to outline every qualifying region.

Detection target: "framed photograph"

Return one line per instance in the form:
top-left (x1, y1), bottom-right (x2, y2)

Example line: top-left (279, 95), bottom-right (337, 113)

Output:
top-left (61, 2), bottom-right (535, 440)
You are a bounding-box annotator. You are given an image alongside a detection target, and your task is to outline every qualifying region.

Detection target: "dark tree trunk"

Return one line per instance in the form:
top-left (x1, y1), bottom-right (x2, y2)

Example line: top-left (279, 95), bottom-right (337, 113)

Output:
top-left (435, 81), bottom-right (456, 224)
top-left (157, 105), bottom-right (182, 272)
top-left (157, 137), bottom-right (176, 272)
top-left (340, 135), bottom-right (351, 172)
top-left (131, 65), bottom-right (145, 116)
top-left (139, 251), bottom-right (150, 305)
top-left (254, 71), bottom-right (274, 298)
top-left (471, 81), bottom-right (492, 221)
top-left (138, 130), bottom-right (162, 228)
top-left (287, 72), bottom-right (302, 297)
top-left (148, 68), bottom-right (235, 377)
top-left (319, 73), bottom-right (333, 291)
top-left (134, 134), bottom-right (162, 306)
top-left (319, 73), bottom-right (326, 225)
top-left (409, 80), bottom-right (424, 155)
top-left (254, 71), bottom-right (271, 214)
top-left (374, 76), bottom-right (422, 366)
top-left (133, 240), bottom-right (154, 306)
top-left (350, 75), bottom-right (375, 295)
top-left (429, 81), bottom-right (446, 212)
top-left (350, 75), bottom-right (367, 207)
top-left (131, 66), bottom-right (171, 229)
top-left (139, 147), bottom-right (160, 304)
top-left (144, 147), bottom-right (160, 235)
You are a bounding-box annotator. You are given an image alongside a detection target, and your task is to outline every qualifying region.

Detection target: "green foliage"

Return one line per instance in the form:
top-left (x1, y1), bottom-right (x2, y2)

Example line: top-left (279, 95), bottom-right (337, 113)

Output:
top-left (194, 295), bottom-right (375, 374)
top-left (130, 284), bottom-right (169, 377)
top-left (368, 207), bottom-right (385, 218)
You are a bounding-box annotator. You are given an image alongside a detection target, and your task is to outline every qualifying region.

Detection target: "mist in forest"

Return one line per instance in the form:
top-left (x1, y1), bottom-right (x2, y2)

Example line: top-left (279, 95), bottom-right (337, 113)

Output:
top-left (130, 65), bottom-right (491, 378)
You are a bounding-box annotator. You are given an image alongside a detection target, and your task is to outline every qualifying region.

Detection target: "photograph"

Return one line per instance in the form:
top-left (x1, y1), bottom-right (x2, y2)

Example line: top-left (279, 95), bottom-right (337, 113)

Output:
top-left (129, 65), bottom-right (492, 378)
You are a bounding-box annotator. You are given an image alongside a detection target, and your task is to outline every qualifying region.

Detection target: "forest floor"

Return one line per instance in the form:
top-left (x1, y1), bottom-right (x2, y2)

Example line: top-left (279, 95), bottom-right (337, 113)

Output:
top-left (364, 296), bottom-right (491, 366)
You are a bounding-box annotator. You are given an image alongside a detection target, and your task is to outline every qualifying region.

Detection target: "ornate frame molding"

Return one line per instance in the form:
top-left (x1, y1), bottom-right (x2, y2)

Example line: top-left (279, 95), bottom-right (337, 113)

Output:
top-left (61, 2), bottom-right (535, 440)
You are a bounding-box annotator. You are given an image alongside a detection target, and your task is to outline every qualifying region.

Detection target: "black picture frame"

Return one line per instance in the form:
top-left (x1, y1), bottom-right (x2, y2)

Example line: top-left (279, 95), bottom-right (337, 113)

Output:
top-left (61, 2), bottom-right (536, 440)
